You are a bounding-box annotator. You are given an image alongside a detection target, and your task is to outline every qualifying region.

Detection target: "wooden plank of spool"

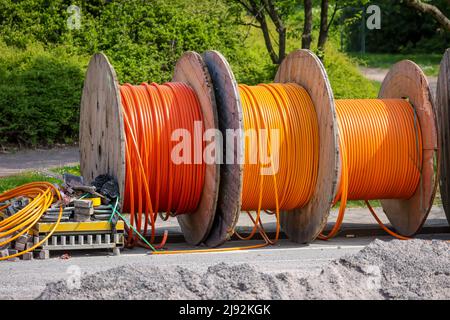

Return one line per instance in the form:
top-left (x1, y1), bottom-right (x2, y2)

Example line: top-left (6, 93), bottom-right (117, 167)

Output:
top-left (274, 49), bottom-right (340, 243)
top-left (202, 50), bottom-right (244, 247)
top-left (172, 51), bottom-right (220, 245)
top-left (436, 48), bottom-right (450, 225)
top-left (79, 53), bottom-right (126, 208)
top-left (379, 60), bottom-right (438, 236)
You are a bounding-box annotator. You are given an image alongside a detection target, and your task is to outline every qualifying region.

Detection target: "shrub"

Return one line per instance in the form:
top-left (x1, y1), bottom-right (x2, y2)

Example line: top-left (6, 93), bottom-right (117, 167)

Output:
top-left (0, 42), bottom-right (87, 145)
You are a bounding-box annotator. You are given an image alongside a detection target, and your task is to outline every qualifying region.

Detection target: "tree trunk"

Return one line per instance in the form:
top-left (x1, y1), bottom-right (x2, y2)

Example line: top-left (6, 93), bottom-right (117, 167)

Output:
top-left (302, 0), bottom-right (313, 49)
top-left (263, 0), bottom-right (286, 63)
top-left (259, 14), bottom-right (280, 64)
top-left (318, 0), bottom-right (329, 54)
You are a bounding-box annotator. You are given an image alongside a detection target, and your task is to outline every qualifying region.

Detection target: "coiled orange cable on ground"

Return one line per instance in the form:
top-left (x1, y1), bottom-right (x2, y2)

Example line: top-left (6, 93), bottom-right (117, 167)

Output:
top-left (0, 182), bottom-right (63, 261)
top-left (319, 99), bottom-right (422, 240)
top-left (119, 82), bottom-right (206, 248)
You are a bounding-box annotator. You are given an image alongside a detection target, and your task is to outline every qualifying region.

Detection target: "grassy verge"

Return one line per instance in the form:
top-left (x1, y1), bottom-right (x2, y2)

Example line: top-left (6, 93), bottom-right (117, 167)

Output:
top-left (349, 53), bottom-right (441, 77)
top-left (0, 165), bottom-right (80, 193)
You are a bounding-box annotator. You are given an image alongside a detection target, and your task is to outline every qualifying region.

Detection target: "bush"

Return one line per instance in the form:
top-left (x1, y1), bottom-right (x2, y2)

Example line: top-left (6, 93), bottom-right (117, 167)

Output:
top-left (0, 0), bottom-right (254, 145)
top-left (0, 42), bottom-right (87, 145)
top-left (323, 43), bottom-right (379, 99)
top-left (0, 0), bottom-right (379, 146)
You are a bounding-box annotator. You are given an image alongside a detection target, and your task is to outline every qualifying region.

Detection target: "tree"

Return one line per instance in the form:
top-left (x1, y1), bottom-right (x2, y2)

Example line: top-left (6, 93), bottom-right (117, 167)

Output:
top-left (404, 0), bottom-right (450, 31)
top-left (232, 0), bottom-right (287, 64)
top-left (302, 0), bottom-right (313, 49)
top-left (317, 0), bottom-right (342, 57)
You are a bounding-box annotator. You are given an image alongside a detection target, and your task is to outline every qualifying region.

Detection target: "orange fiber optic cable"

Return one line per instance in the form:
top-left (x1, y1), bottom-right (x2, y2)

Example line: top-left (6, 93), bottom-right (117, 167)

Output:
top-left (236, 83), bottom-right (319, 244)
top-left (319, 99), bottom-right (422, 240)
top-left (119, 82), bottom-right (205, 247)
top-left (0, 182), bottom-right (63, 261)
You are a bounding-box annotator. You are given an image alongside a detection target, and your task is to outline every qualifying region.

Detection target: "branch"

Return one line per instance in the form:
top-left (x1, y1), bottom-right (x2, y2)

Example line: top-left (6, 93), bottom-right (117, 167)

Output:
top-left (263, 0), bottom-right (286, 62)
top-left (404, 0), bottom-right (450, 31)
top-left (239, 22), bottom-right (262, 28)
top-left (262, 0), bottom-right (284, 31)
top-left (232, 0), bottom-right (281, 64)
top-left (235, 0), bottom-right (256, 15)
top-left (326, 1), bottom-right (341, 32)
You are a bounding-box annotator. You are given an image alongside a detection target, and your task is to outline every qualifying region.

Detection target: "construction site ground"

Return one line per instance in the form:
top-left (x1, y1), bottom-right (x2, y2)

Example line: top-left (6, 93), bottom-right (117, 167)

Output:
top-left (0, 206), bottom-right (448, 299)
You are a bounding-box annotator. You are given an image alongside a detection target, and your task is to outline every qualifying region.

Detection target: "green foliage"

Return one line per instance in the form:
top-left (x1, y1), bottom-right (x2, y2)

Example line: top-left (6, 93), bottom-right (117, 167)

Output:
top-left (323, 43), bottom-right (379, 99)
top-left (343, 0), bottom-right (450, 54)
top-left (0, 0), bottom-right (253, 145)
top-left (350, 52), bottom-right (442, 77)
top-left (0, 42), bottom-right (87, 145)
top-left (0, 0), bottom-right (380, 146)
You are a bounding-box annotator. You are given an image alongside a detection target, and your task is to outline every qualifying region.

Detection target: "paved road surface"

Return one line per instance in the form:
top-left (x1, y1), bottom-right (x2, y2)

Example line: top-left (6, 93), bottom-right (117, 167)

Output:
top-left (359, 67), bottom-right (437, 97)
top-left (0, 146), bottom-right (79, 177)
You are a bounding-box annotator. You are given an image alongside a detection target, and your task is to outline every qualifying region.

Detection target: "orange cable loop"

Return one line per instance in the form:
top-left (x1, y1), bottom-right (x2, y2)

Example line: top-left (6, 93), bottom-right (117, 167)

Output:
top-left (0, 182), bottom-right (63, 261)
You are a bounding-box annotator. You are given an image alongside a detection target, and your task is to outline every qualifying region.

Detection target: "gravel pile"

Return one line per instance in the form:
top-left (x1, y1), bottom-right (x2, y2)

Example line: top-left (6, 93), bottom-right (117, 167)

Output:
top-left (38, 239), bottom-right (450, 300)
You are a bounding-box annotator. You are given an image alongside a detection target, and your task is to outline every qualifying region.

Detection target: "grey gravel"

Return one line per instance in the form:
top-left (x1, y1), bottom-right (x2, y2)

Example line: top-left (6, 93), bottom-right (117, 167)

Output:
top-left (38, 239), bottom-right (450, 300)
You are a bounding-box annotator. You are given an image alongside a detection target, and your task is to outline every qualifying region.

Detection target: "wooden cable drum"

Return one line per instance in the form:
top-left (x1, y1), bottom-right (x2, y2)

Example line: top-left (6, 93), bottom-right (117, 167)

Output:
top-left (79, 52), bottom-right (220, 246)
top-left (203, 50), bottom-right (338, 245)
top-left (203, 49), bottom-right (437, 245)
top-left (437, 48), bottom-right (450, 225)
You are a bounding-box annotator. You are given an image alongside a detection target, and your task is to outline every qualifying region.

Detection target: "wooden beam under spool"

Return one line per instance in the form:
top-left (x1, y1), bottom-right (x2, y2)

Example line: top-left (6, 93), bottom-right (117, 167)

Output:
top-left (79, 52), bottom-right (220, 246)
top-left (436, 48), bottom-right (450, 226)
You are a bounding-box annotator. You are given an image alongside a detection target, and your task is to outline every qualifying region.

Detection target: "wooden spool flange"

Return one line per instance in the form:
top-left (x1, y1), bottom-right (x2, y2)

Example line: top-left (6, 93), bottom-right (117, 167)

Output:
top-left (436, 48), bottom-right (450, 225)
top-left (79, 53), bottom-right (126, 203)
top-left (202, 51), bottom-right (244, 247)
top-left (379, 60), bottom-right (438, 236)
top-left (202, 49), bottom-right (340, 245)
top-left (172, 52), bottom-right (220, 245)
top-left (275, 50), bottom-right (340, 243)
top-left (80, 52), bottom-right (220, 246)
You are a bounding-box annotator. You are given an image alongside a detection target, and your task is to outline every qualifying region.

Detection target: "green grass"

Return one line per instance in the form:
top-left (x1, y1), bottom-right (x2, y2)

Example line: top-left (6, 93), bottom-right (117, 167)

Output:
top-left (50, 164), bottom-right (80, 176)
top-left (0, 172), bottom-right (60, 193)
top-left (0, 165), bottom-right (80, 193)
top-left (349, 53), bottom-right (442, 77)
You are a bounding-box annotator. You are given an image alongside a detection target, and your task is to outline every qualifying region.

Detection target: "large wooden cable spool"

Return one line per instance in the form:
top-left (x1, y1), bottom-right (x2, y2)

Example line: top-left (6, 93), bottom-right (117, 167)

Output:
top-left (79, 52), bottom-right (220, 245)
top-left (437, 48), bottom-right (450, 225)
top-left (202, 49), bottom-right (339, 245)
top-left (279, 51), bottom-right (438, 239)
top-left (203, 48), bottom-right (438, 245)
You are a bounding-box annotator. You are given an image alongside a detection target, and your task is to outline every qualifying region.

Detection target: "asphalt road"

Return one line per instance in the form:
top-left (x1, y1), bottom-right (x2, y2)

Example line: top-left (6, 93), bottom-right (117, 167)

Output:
top-left (1, 234), bottom-right (449, 300)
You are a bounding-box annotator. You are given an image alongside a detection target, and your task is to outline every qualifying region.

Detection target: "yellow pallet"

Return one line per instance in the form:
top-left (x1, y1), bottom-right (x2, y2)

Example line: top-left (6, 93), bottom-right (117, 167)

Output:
top-left (32, 220), bottom-right (124, 234)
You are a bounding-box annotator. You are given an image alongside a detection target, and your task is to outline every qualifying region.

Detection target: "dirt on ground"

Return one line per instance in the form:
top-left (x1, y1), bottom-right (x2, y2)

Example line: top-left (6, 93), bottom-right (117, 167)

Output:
top-left (38, 239), bottom-right (450, 300)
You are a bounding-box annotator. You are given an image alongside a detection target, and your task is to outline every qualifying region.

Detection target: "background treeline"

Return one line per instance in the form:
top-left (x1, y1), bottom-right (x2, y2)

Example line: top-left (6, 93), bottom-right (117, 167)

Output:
top-left (0, 0), bottom-right (447, 146)
top-left (344, 0), bottom-right (449, 53)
